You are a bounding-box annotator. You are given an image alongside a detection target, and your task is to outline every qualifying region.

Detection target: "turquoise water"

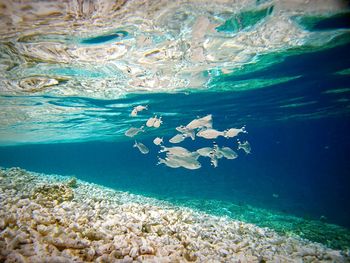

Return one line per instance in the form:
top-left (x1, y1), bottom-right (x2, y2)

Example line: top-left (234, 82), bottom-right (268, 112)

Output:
top-left (0, 0), bottom-right (350, 251)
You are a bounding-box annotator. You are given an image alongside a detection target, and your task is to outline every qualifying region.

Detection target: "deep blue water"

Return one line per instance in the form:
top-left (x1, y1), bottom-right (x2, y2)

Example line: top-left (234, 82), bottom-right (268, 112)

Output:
top-left (1, 115), bottom-right (350, 227)
top-left (1, 41), bottom-right (350, 230)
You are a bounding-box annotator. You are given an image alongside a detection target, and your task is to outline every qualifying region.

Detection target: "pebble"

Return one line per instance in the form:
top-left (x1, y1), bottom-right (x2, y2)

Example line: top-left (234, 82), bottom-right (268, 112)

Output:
top-left (0, 167), bottom-right (348, 263)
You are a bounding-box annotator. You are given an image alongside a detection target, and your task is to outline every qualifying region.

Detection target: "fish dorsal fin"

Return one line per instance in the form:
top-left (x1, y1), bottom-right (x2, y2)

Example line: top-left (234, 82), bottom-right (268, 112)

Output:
top-left (159, 145), bottom-right (166, 153)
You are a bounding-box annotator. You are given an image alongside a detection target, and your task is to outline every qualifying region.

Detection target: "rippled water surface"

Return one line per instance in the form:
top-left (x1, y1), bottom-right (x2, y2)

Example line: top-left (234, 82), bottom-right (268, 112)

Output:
top-left (0, 0), bottom-right (350, 249)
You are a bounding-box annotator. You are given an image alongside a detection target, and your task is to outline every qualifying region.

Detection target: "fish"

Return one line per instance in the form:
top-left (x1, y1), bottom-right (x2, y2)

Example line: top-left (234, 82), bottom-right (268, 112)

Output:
top-left (209, 153), bottom-right (218, 168)
top-left (175, 125), bottom-right (187, 133)
top-left (196, 128), bottom-right (225, 139)
top-left (218, 146), bottom-right (238, 159)
top-left (131, 105), bottom-right (147, 117)
top-left (186, 114), bottom-right (212, 130)
top-left (175, 126), bottom-right (195, 140)
top-left (170, 155), bottom-right (201, 170)
top-left (146, 116), bottom-right (157, 127)
top-left (196, 144), bottom-right (219, 168)
top-left (225, 126), bottom-right (247, 138)
top-left (125, 126), bottom-right (144, 137)
top-left (171, 151), bottom-right (200, 160)
top-left (158, 154), bottom-right (201, 170)
top-left (196, 147), bottom-right (213, 157)
top-left (153, 137), bottom-right (163, 145)
top-left (153, 116), bottom-right (163, 128)
top-left (237, 139), bottom-right (251, 154)
top-left (134, 105), bottom-right (148, 112)
top-left (169, 134), bottom-right (185, 144)
top-left (157, 157), bottom-right (181, 168)
top-left (130, 108), bottom-right (138, 117)
top-left (133, 140), bottom-right (149, 154)
top-left (159, 144), bottom-right (201, 169)
top-left (159, 146), bottom-right (192, 156)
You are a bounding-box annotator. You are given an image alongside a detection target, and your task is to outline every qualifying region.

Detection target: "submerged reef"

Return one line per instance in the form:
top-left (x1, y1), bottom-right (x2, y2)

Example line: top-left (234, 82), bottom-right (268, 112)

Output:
top-left (164, 198), bottom-right (350, 251)
top-left (0, 167), bottom-right (349, 262)
top-left (31, 183), bottom-right (74, 208)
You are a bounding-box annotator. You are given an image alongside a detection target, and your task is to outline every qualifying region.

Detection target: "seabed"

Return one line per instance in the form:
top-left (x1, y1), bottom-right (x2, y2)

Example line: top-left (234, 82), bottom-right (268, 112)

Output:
top-left (0, 167), bottom-right (349, 262)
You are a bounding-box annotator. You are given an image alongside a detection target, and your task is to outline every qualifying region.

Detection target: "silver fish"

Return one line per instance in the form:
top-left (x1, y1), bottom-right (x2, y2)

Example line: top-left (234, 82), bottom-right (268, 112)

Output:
top-left (159, 154), bottom-right (201, 170)
top-left (125, 126), bottom-right (144, 137)
top-left (197, 128), bottom-right (225, 139)
top-left (169, 134), bottom-right (185, 144)
top-left (167, 151), bottom-right (200, 160)
top-left (175, 126), bottom-right (195, 140)
top-left (153, 116), bottom-right (162, 128)
top-left (130, 108), bottom-right (138, 117)
top-left (146, 116), bottom-right (157, 127)
top-left (186, 114), bottom-right (212, 130)
top-left (238, 140), bottom-right (251, 154)
top-left (133, 140), bottom-right (149, 154)
top-left (218, 146), bottom-right (238, 159)
top-left (159, 146), bottom-right (192, 156)
top-left (196, 147), bottom-right (213, 157)
top-left (209, 152), bottom-right (218, 168)
top-left (134, 105), bottom-right (148, 112)
top-left (153, 137), bottom-right (163, 145)
top-left (170, 155), bottom-right (201, 170)
top-left (157, 157), bottom-right (181, 168)
top-left (225, 126), bottom-right (247, 138)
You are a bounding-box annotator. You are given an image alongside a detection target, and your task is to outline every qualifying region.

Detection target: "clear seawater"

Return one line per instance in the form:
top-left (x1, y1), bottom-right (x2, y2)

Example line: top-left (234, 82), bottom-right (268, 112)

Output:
top-left (0, 1), bottom-right (350, 251)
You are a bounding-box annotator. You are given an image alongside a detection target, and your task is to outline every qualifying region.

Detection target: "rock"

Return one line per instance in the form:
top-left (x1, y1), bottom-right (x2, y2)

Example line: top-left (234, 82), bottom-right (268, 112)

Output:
top-left (83, 229), bottom-right (105, 241)
top-left (219, 248), bottom-right (229, 257)
top-left (31, 184), bottom-right (74, 207)
top-left (121, 255), bottom-right (133, 263)
top-left (6, 252), bottom-right (29, 263)
top-left (66, 177), bottom-right (77, 188)
top-left (45, 236), bottom-right (90, 250)
top-left (129, 246), bottom-right (139, 258)
top-left (0, 218), bottom-right (5, 230)
top-left (139, 245), bottom-right (155, 255)
top-left (184, 251), bottom-right (198, 262)
top-left (0, 167), bottom-right (349, 263)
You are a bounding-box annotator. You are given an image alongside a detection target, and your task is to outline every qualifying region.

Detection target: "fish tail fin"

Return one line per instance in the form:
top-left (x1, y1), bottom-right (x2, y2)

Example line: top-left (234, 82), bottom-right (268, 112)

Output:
top-left (242, 125), bottom-right (247, 133)
top-left (160, 145), bottom-right (166, 151)
top-left (223, 129), bottom-right (229, 138)
top-left (204, 114), bottom-right (212, 121)
top-left (189, 131), bottom-right (195, 140)
top-left (133, 140), bottom-right (138, 147)
top-left (157, 157), bottom-right (164, 165)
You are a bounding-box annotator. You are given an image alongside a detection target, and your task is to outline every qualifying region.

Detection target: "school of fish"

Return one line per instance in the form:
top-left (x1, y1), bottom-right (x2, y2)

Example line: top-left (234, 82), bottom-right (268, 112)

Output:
top-left (125, 105), bottom-right (250, 170)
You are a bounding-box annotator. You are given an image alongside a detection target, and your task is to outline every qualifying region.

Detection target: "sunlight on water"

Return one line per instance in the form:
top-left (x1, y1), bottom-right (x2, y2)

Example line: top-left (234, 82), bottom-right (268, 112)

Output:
top-left (0, 0), bottom-right (348, 97)
top-left (0, 0), bottom-right (349, 145)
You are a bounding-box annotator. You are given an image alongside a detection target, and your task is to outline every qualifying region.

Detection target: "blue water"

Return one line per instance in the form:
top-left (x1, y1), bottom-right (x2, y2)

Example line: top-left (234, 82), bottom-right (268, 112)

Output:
top-left (1, 40), bottom-right (350, 236)
top-left (1, 116), bottom-right (350, 226)
top-left (80, 30), bottom-right (128, 45)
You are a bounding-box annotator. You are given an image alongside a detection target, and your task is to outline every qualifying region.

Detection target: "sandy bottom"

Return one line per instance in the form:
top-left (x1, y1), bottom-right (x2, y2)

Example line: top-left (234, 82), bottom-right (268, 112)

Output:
top-left (0, 167), bottom-right (349, 263)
